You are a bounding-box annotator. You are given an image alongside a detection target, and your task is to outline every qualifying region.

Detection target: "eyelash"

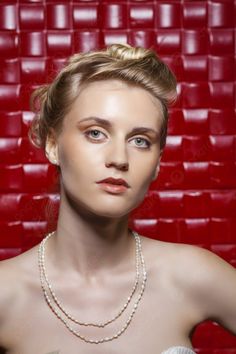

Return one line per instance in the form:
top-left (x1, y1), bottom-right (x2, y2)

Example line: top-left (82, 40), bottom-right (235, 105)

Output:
top-left (84, 129), bottom-right (103, 140)
top-left (84, 129), bottom-right (151, 149)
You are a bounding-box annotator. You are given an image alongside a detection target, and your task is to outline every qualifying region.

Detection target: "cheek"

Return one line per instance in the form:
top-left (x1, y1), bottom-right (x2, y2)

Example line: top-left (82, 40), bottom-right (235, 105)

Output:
top-left (58, 138), bottom-right (82, 166)
top-left (128, 165), bottom-right (156, 208)
top-left (132, 154), bottom-right (159, 183)
top-left (58, 141), bottom-right (103, 183)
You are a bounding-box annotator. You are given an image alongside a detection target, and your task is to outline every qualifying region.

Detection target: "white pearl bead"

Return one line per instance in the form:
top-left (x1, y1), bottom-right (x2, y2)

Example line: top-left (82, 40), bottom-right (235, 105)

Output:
top-left (38, 230), bottom-right (147, 344)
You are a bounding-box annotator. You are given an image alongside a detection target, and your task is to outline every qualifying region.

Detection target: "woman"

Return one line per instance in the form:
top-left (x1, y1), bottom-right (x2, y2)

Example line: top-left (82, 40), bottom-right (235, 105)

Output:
top-left (0, 44), bottom-right (235, 354)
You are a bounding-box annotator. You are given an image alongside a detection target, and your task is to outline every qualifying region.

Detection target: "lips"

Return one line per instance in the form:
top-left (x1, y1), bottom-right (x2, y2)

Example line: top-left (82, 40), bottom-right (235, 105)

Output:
top-left (96, 177), bottom-right (130, 188)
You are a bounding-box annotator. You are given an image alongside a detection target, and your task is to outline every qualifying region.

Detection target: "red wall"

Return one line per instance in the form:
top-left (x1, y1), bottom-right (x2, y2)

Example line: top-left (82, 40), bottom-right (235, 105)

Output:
top-left (0, 1), bottom-right (235, 352)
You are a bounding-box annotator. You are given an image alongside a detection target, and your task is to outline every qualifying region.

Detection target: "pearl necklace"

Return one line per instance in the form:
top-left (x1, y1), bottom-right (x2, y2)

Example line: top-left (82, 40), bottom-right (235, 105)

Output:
top-left (38, 230), bottom-right (147, 344)
top-left (39, 231), bottom-right (140, 328)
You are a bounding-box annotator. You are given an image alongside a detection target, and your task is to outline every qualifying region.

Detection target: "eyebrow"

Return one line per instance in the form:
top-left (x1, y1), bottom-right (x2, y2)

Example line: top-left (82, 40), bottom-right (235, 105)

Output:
top-left (77, 116), bottom-right (160, 138)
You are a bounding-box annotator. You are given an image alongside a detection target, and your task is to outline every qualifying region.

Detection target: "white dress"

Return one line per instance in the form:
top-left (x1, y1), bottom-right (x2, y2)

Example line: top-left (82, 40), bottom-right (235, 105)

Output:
top-left (161, 346), bottom-right (196, 354)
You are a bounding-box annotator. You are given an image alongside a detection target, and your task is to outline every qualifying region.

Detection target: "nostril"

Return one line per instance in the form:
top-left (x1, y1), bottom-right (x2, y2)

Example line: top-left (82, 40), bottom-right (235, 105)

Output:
top-left (105, 161), bottom-right (128, 171)
top-left (120, 162), bottom-right (129, 171)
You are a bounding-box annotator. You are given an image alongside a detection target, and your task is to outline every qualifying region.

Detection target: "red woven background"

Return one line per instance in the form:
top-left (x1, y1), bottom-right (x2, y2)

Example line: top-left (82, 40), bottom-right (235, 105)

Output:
top-left (0, 1), bottom-right (235, 352)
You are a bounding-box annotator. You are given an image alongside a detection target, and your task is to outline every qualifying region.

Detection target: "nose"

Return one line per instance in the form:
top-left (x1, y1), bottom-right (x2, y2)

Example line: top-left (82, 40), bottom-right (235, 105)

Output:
top-left (105, 140), bottom-right (129, 171)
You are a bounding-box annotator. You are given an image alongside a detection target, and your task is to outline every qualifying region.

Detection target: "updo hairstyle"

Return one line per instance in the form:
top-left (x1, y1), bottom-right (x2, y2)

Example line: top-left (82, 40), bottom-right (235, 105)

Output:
top-left (29, 43), bottom-right (177, 151)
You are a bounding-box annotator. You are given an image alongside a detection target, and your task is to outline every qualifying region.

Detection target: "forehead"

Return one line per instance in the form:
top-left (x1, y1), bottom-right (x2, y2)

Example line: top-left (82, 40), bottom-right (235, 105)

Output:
top-left (66, 79), bottom-right (163, 128)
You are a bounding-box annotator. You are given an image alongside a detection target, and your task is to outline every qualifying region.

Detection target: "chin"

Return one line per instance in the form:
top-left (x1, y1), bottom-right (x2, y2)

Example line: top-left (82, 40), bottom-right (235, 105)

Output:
top-left (91, 195), bottom-right (146, 218)
top-left (90, 206), bottom-right (132, 219)
top-left (64, 186), bottom-right (145, 218)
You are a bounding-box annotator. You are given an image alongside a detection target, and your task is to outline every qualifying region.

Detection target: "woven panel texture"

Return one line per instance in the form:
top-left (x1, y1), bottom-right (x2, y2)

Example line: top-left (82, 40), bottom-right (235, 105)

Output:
top-left (0, 1), bottom-right (235, 352)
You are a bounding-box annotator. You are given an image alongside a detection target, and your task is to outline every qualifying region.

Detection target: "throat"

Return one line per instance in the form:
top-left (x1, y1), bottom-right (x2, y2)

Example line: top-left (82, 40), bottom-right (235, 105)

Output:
top-left (43, 228), bottom-right (136, 280)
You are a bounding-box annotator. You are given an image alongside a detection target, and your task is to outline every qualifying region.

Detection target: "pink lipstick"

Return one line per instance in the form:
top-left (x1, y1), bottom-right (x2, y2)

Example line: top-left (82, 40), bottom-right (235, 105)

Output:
top-left (96, 177), bottom-right (130, 194)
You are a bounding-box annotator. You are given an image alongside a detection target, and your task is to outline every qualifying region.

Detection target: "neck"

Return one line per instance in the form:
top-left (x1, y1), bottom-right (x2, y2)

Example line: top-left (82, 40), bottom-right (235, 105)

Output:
top-left (47, 191), bottom-right (134, 280)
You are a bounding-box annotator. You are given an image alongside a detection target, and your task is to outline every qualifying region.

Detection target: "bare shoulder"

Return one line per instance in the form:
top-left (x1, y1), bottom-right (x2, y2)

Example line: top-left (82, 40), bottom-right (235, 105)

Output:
top-left (140, 233), bottom-right (234, 290)
top-left (169, 241), bottom-right (236, 333)
top-left (0, 244), bottom-right (39, 324)
top-left (140, 234), bottom-right (236, 331)
top-left (138, 233), bottom-right (197, 269)
top-left (139, 232), bottom-right (230, 278)
top-left (162, 240), bottom-right (236, 294)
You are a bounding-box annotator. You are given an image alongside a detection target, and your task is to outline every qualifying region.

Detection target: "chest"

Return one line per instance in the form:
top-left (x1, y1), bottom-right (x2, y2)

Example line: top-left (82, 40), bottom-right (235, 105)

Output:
top-left (1, 281), bottom-right (194, 354)
top-left (4, 316), bottom-right (191, 354)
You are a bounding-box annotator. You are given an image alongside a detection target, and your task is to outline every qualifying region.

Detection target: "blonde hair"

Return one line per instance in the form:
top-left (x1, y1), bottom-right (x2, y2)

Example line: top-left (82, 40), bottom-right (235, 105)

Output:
top-left (29, 43), bottom-right (177, 150)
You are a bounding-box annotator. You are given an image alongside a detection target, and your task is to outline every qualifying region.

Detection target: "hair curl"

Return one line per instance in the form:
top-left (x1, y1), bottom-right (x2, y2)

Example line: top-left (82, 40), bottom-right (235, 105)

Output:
top-left (29, 43), bottom-right (177, 151)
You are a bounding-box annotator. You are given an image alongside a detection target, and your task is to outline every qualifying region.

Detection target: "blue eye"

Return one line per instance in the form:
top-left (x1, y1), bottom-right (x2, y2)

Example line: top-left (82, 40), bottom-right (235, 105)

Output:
top-left (133, 137), bottom-right (151, 149)
top-left (85, 129), bottom-right (105, 140)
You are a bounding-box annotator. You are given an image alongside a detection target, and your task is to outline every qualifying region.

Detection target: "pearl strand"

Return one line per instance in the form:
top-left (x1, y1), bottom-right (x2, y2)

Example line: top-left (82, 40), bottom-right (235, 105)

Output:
top-left (38, 230), bottom-right (147, 344)
top-left (38, 230), bottom-right (140, 328)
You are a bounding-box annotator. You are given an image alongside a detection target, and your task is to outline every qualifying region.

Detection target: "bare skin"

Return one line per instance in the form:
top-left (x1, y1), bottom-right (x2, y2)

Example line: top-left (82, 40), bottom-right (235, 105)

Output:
top-left (0, 235), bottom-right (203, 354)
top-left (1, 236), bottom-right (236, 354)
top-left (0, 80), bottom-right (236, 353)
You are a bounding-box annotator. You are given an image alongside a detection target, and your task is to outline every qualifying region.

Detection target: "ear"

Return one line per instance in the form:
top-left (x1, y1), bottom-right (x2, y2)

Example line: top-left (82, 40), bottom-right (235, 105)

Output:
top-left (151, 151), bottom-right (163, 181)
top-left (45, 130), bottom-right (59, 165)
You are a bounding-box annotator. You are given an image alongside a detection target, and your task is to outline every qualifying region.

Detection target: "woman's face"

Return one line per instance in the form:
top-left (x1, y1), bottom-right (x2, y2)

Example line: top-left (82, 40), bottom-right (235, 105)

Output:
top-left (48, 79), bottom-right (163, 217)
